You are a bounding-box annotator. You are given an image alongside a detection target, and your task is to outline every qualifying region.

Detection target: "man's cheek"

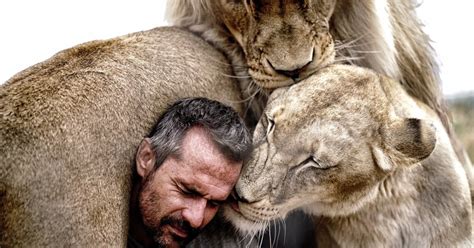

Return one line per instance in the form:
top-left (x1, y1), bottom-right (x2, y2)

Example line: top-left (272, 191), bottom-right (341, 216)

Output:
top-left (139, 192), bottom-right (164, 230)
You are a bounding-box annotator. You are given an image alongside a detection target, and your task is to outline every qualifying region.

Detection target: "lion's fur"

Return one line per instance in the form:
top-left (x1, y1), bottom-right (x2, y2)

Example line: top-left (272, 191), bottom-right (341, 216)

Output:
top-left (0, 27), bottom-right (246, 246)
top-left (165, 0), bottom-right (443, 116)
top-left (165, 0), bottom-right (473, 203)
top-left (226, 65), bottom-right (472, 246)
top-left (166, 0), bottom-right (443, 118)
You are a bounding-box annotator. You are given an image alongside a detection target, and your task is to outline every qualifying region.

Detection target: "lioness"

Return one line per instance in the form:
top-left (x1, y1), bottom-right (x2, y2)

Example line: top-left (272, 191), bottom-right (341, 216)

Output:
top-left (0, 27), bottom-right (246, 246)
top-left (225, 65), bottom-right (472, 246)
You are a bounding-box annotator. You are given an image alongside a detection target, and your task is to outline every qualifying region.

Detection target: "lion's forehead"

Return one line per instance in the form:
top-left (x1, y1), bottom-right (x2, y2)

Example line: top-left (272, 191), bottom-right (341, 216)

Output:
top-left (270, 98), bottom-right (382, 131)
top-left (251, 0), bottom-right (306, 13)
top-left (266, 70), bottom-right (388, 126)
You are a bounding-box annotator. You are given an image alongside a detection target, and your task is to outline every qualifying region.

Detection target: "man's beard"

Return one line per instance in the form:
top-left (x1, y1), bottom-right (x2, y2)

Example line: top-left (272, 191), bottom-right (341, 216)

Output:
top-left (138, 173), bottom-right (201, 247)
top-left (146, 215), bottom-right (200, 247)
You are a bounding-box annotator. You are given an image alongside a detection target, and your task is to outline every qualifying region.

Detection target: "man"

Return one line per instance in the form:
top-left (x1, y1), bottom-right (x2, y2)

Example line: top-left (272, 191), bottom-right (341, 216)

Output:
top-left (128, 97), bottom-right (252, 248)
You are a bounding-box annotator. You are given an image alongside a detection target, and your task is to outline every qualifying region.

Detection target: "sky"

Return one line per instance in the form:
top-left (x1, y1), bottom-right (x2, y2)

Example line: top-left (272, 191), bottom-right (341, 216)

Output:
top-left (0, 1), bottom-right (472, 96)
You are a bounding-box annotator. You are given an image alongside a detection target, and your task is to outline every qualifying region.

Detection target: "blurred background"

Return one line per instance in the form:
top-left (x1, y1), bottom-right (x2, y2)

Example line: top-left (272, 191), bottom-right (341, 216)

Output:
top-left (0, 0), bottom-right (472, 160)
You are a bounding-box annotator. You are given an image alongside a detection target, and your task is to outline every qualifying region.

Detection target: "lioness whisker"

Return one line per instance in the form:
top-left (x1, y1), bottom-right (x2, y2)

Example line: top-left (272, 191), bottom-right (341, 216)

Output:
top-left (244, 229), bottom-right (256, 248)
top-left (224, 81), bottom-right (261, 106)
top-left (333, 56), bottom-right (364, 64)
top-left (347, 49), bottom-right (382, 54)
top-left (218, 72), bottom-right (253, 79)
top-left (198, 53), bottom-right (250, 69)
top-left (258, 221), bottom-right (267, 248)
top-left (239, 221), bottom-right (256, 246)
top-left (267, 221), bottom-right (272, 248)
top-left (281, 218), bottom-right (287, 245)
top-left (241, 81), bottom-right (264, 121)
top-left (334, 36), bottom-right (365, 49)
top-left (274, 220), bottom-right (281, 248)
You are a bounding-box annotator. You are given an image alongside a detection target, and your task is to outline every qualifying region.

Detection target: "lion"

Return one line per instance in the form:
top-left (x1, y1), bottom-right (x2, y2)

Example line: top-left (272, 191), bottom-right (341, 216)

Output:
top-left (166, 0), bottom-right (442, 122)
top-left (0, 27), bottom-right (250, 247)
top-left (223, 64), bottom-right (473, 246)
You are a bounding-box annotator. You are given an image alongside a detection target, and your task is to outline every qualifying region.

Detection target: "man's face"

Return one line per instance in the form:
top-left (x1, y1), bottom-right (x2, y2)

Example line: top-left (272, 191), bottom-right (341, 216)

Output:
top-left (136, 127), bottom-right (242, 248)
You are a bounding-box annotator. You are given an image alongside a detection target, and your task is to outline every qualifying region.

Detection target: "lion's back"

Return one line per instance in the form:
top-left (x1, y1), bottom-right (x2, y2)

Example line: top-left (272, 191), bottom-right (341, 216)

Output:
top-left (0, 27), bottom-right (243, 247)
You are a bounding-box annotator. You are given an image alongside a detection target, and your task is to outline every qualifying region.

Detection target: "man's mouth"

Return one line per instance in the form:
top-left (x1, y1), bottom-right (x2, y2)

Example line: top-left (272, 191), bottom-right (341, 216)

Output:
top-left (168, 225), bottom-right (188, 239)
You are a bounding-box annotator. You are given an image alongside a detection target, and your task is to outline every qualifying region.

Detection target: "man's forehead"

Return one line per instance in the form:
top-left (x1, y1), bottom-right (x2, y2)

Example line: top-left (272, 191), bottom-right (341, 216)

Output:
top-left (180, 155), bottom-right (241, 188)
top-left (181, 127), bottom-right (242, 176)
top-left (176, 162), bottom-right (240, 202)
top-left (176, 126), bottom-right (242, 198)
top-left (192, 156), bottom-right (241, 178)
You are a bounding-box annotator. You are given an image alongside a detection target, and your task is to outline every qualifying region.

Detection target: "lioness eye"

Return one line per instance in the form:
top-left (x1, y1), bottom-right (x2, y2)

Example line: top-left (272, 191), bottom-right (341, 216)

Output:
top-left (310, 157), bottom-right (332, 170)
top-left (266, 116), bottom-right (275, 134)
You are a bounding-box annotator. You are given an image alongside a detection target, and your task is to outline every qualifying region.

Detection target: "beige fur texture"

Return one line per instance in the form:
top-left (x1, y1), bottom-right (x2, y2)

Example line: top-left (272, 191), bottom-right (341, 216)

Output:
top-left (166, 0), bottom-right (442, 119)
top-left (224, 65), bottom-right (472, 246)
top-left (166, 0), bottom-right (473, 208)
top-left (0, 27), bottom-right (246, 247)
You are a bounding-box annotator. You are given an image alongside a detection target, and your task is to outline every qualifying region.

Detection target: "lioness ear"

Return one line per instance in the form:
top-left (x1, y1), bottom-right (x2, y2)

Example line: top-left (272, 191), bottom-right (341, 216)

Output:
top-left (383, 118), bottom-right (437, 165)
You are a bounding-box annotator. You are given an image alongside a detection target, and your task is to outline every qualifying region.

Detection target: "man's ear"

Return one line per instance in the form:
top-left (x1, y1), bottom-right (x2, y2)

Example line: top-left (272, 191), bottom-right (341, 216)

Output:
top-left (136, 138), bottom-right (156, 179)
top-left (383, 118), bottom-right (437, 165)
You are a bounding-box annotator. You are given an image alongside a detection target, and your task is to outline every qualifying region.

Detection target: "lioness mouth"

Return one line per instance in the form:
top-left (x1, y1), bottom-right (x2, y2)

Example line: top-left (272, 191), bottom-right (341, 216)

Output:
top-left (227, 190), bottom-right (241, 213)
top-left (230, 200), bottom-right (241, 214)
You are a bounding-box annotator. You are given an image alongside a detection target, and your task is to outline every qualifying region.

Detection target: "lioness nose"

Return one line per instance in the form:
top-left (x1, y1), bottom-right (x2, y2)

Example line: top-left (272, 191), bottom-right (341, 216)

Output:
top-left (234, 188), bottom-right (250, 203)
top-left (235, 182), bottom-right (268, 204)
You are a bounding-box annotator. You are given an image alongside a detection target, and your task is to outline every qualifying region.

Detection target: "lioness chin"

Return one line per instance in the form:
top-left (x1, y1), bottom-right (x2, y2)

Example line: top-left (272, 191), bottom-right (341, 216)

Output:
top-left (224, 65), bottom-right (472, 246)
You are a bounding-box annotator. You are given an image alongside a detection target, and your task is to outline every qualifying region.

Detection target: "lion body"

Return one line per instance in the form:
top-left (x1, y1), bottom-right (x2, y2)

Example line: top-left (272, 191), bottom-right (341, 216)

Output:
top-left (0, 27), bottom-right (245, 246)
top-left (226, 65), bottom-right (472, 246)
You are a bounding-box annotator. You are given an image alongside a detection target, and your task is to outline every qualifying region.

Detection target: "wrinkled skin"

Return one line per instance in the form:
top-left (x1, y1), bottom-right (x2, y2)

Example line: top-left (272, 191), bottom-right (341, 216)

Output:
top-left (130, 127), bottom-right (241, 248)
top-left (223, 65), bottom-right (472, 246)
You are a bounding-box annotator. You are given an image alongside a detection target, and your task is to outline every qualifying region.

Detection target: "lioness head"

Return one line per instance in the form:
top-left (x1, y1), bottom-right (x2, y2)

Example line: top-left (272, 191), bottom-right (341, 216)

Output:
top-left (216, 0), bottom-right (336, 88)
top-left (223, 65), bottom-right (436, 233)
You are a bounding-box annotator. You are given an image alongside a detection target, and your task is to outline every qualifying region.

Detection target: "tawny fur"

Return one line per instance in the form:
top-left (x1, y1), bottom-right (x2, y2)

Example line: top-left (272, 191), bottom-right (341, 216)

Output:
top-left (0, 27), bottom-right (245, 247)
top-left (165, 0), bottom-right (473, 203)
top-left (165, 0), bottom-right (441, 121)
top-left (227, 65), bottom-right (472, 246)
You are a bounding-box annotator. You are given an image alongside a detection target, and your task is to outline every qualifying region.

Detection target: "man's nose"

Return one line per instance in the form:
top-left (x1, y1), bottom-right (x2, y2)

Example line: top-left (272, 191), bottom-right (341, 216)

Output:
top-left (182, 198), bottom-right (207, 229)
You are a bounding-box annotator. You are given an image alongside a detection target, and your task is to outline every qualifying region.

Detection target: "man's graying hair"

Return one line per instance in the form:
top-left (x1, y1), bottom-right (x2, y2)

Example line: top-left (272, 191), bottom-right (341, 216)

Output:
top-left (147, 97), bottom-right (252, 171)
